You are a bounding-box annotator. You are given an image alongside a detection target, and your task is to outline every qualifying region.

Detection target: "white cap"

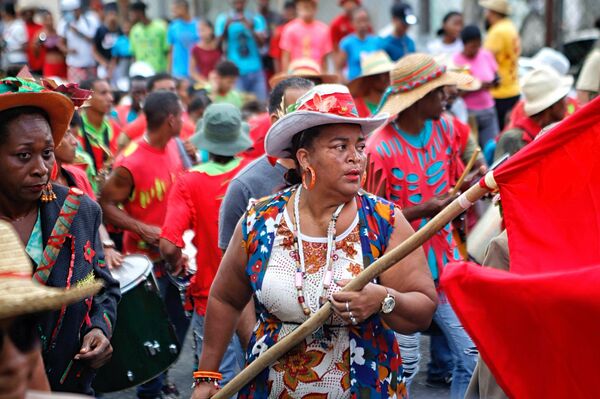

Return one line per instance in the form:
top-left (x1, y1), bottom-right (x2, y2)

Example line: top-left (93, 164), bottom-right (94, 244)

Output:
top-left (61, 0), bottom-right (81, 11)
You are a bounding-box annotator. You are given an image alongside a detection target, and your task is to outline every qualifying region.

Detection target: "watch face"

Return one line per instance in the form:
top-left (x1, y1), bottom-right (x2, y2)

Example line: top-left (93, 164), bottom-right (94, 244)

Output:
top-left (382, 295), bottom-right (396, 314)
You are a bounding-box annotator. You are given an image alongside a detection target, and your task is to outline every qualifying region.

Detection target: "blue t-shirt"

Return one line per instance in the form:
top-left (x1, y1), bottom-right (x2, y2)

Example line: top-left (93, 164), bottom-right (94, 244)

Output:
top-left (168, 18), bottom-right (199, 78)
top-left (215, 11), bottom-right (266, 75)
top-left (111, 34), bottom-right (131, 58)
top-left (340, 34), bottom-right (383, 80)
top-left (379, 34), bottom-right (416, 61)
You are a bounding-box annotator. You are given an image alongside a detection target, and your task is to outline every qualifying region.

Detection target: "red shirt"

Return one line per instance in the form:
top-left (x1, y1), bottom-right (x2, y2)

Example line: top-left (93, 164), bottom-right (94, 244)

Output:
top-left (26, 21), bottom-right (43, 71)
top-left (269, 23), bottom-right (287, 62)
top-left (114, 138), bottom-right (184, 260)
top-left (62, 164), bottom-right (96, 200)
top-left (191, 45), bottom-right (222, 80)
top-left (124, 113), bottom-right (196, 141)
top-left (160, 158), bottom-right (247, 315)
top-left (241, 112), bottom-right (270, 160)
top-left (330, 13), bottom-right (354, 50)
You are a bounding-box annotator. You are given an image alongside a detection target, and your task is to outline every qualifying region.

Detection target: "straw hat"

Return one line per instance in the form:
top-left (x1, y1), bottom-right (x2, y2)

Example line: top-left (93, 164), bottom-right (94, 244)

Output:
top-left (521, 65), bottom-right (573, 116)
top-left (0, 220), bottom-right (102, 320)
top-left (190, 103), bottom-right (252, 157)
top-left (376, 53), bottom-right (475, 116)
top-left (269, 58), bottom-right (339, 88)
top-left (265, 84), bottom-right (388, 158)
top-left (434, 55), bottom-right (483, 92)
top-left (348, 51), bottom-right (395, 95)
top-left (0, 70), bottom-right (89, 145)
top-left (479, 0), bottom-right (512, 15)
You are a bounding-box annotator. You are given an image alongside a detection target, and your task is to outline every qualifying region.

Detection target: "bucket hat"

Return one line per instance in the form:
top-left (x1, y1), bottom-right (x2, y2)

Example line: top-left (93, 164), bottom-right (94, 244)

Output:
top-left (190, 103), bottom-right (252, 157)
top-left (348, 51), bottom-right (395, 95)
top-left (522, 66), bottom-right (573, 116)
top-left (479, 0), bottom-right (512, 15)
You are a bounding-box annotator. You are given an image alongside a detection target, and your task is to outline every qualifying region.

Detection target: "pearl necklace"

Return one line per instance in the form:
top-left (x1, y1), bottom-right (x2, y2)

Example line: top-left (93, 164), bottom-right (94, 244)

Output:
top-left (292, 185), bottom-right (345, 315)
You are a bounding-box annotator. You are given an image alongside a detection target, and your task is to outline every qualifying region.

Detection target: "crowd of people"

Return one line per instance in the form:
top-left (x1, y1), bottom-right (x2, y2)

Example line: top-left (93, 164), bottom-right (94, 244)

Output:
top-left (0, 0), bottom-right (599, 398)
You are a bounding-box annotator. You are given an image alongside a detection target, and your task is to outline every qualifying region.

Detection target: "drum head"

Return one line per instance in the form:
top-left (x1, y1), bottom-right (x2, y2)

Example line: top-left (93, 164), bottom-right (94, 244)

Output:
top-left (110, 255), bottom-right (153, 293)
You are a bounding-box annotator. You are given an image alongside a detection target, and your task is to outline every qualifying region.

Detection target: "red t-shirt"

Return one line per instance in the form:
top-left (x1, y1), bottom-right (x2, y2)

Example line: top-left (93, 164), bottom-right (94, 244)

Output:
top-left (269, 23), bottom-right (287, 62)
top-left (124, 113), bottom-right (196, 141)
top-left (240, 112), bottom-right (270, 160)
top-left (62, 164), bottom-right (96, 200)
top-left (114, 138), bottom-right (184, 260)
top-left (160, 159), bottom-right (247, 315)
top-left (26, 21), bottom-right (43, 71)
top-left (330, 13), bottom-right (354, 50)
top-left (191, 45), bottom-right (222, 80)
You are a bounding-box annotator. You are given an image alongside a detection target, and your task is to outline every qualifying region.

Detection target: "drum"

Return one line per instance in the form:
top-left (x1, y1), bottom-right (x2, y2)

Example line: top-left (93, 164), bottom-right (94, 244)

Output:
top-left (466, 204), bottom-right (503, 264)
top-left (93, 255), bottom-right (181, 393)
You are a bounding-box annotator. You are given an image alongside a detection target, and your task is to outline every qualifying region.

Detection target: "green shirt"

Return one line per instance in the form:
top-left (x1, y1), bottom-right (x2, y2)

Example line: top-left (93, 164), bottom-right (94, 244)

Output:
top-left (130, 19), bottom-right (169, 73)
top-left (192, 157), bottom-right (242, 176)
top-left (25, 209), bottom-right (43, 266)
top-left (213, 90), bottom-right (244, 109)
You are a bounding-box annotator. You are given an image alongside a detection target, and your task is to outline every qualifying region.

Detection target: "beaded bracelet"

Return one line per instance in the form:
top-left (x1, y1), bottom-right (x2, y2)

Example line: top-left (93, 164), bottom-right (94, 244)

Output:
top-left (192, 376), bottom-right (221, 389)
top-left (192, 370), bottom-right (223, 389)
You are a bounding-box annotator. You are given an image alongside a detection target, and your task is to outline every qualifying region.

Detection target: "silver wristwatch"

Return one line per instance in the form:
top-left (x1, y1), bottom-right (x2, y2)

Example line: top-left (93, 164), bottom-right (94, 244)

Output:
top-left (380, 289), bottom-right (396, 314)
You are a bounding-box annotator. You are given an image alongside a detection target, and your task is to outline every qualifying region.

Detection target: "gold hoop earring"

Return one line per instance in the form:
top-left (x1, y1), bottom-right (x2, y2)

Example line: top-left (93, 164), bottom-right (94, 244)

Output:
top-left (302, 166), bottom-right (316, 190)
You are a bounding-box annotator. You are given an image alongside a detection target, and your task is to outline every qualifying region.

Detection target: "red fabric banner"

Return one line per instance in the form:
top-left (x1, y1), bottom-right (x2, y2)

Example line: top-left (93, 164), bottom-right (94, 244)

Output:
top-left (491, 96), bottom-right (600, 274)
top-left (442, 262), bottom-right (600, 399)
top-left (440, 97), bottom-right (600, 398)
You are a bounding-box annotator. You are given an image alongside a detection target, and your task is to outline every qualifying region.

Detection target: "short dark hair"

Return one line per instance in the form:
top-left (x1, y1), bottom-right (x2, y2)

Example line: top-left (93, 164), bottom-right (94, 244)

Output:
top-left (79, 78), bottom-right (104, 91)
top-left (144, 91), bottom-right (181, 130)
top-left (268, 77), bottom-right (314, 114)
top-left (174, 0), bottom-right (189, 9)
top-left (284, 0), bottom-right (295, 9)
top-left (391, 2), bottom-right (413, 21)
top-left (70, 111), bottom-right (83, 128)
top-left (0, 107), bottom-right (50, 146)
top-left (215, 60), bottom-right (240, 77)
top-left (3, 3), bottom-right (16, 17)
top-left (188, 91), bottom-right (212, 114)
top-left (461, 24), bottom-right (482, 44)
top-left (147, 73), bottom-right (174, 92)
top-left (437, 11), bottom-right (461, 36)
top-left (130, 1), bottom-right (147, 12)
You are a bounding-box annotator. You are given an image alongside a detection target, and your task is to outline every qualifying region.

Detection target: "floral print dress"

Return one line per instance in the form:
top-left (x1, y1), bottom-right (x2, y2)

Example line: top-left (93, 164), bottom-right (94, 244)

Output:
top-left (257, 211), bottom-right (362, 398)
top-left (239, 187), bottom-right (407, 399)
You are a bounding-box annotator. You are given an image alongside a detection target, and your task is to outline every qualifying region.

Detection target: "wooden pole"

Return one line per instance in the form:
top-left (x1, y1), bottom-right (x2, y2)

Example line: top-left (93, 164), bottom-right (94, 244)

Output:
top-left (451, 149), bottom-right (481, 196)
top-left (212, 179), bottom-right (492, 399)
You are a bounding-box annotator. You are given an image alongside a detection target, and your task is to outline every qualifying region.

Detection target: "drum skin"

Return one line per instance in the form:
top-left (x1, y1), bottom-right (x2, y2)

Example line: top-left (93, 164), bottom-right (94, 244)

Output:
top-left (93, 256), bottom-right (181, 393)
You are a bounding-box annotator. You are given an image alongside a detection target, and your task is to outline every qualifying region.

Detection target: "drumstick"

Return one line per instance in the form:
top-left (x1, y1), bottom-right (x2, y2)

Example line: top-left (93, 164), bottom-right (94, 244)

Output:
top-left (450, 148), bottom-right (481, 196)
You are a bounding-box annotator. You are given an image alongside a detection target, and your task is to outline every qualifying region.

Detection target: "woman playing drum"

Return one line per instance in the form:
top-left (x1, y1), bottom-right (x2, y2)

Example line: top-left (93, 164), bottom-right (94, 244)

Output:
top-left (192, 85), bottom-right (437, 399)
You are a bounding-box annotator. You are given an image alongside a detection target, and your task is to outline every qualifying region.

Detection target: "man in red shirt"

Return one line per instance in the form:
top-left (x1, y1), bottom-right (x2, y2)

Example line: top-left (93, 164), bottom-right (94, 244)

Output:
top-left (100, 91), bottom-right (187, 398)
top-left (160, 103), bottom-right (252, 385)
top-left (330, 0), bottom-right (361, 51)
top-left (20, 5), bottom-right (44, 74)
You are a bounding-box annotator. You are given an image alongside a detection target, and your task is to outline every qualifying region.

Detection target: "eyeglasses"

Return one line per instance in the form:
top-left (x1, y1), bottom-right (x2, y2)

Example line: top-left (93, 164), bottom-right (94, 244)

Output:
top-left (0, 314), bottom-right (40, 354)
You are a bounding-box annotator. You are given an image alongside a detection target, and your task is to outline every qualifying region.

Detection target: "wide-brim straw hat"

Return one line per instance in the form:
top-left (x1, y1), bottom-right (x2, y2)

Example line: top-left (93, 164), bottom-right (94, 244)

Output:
top-left (269, 58), bottom-right (339, 88)
top-left (0, 70), bottom-right (89, 145)
top-left (0, 220), bottom-right (102, 320)
top-left (479, 0), bottom-right (512, 15)
top-left (190, 103), bottom-right (252, 157)
top-left (265, 84), bottom-right (388, 158)
top-left (522, 65), bottom-right (573, 116)
top-left (434, 54), bottom-right (483, 92)
top-left (348, 51), bottom-right (395, 95)
top-left (376, 53), bottom-right (475, 116)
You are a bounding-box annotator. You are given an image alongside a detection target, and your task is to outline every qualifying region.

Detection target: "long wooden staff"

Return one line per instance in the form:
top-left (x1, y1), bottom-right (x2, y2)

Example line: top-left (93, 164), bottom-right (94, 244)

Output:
top-left (212, 175), bottom-right (494, 399)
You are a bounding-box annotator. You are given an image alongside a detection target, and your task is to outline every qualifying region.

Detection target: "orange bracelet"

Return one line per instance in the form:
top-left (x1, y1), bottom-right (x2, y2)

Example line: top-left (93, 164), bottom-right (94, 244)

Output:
top-left (193, 370), bottom-right (223, 380)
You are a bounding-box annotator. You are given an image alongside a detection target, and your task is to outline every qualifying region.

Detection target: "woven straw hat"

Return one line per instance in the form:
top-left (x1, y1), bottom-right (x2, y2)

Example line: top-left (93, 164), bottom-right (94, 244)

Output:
top-left (522, 65), bottom-right (573, 116)
top-left (265, 84), bottom-right (388, 158)
top-left (0, 220), bottom-right (102, 320)
top-left (348, 51), bottom-right (395, 95)
top-left (269, 58), bottom-right (339, 88)
top-left (434, 55), bottom-right (483, 92)
top-left (479, 0), bottom-right (512, 15)
top-left (376, 53), bottom-right (475, 116)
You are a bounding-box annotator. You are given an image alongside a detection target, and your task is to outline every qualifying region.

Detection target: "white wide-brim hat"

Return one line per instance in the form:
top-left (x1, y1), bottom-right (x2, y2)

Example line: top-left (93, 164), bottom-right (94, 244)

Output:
top-left (265, 84), bottom-right (389, 158)
top-left (522, 65), bottom-right (574, 116)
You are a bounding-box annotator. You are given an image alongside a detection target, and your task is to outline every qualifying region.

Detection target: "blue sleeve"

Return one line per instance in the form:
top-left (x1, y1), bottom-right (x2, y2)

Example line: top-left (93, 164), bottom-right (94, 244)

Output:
top-left (253, 14), bottom-right (267, 34)
top-left (215, 14), bottom-right (226, 38)
top-left (408, 36), bottom-right (416, 53)
top-left (167, 22), bottom-right (175, 45)
top-left (340, 36), bottom-right (351, 54)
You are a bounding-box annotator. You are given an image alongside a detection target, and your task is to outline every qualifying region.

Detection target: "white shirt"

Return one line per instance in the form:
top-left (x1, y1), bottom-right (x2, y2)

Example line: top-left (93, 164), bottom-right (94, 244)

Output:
top-left (58, 12), bottom-right (99, 68)
top-left (2, 19), bottom-right (27, 65)
top-left (427, 38), bottom-right (464, 57)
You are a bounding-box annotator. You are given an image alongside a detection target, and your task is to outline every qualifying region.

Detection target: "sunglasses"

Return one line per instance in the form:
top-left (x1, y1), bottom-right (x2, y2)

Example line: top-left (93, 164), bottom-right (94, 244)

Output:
top-left (0, 314), bottom-right (41, 354)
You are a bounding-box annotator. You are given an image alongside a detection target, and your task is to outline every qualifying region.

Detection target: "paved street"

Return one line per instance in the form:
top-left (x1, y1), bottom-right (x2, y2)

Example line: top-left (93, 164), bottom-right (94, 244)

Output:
top-left (104, 332), bottom-right (450, 399)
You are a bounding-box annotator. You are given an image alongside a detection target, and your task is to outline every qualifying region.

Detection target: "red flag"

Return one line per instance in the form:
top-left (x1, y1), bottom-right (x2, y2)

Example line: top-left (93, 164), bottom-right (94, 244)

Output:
top-left (439, 97), bottom-right (600, 398)
top-left (491, 96), bottom-right (600, 273)
top-left (442, 262), bottom-right (600, 399)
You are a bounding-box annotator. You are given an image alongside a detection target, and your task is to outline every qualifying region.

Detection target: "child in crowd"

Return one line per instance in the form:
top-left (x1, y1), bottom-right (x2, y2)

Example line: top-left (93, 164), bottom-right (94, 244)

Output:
top-left (190, 19), bottom-right (222, 83)
top-left (428, 11), bottom-right (464, 59)
top-left (453, 25), bottom-right (500, 149)
top-left (337, 7), bottom-right (381, 81)
top-left (209, 60), bottom-right (244, 108)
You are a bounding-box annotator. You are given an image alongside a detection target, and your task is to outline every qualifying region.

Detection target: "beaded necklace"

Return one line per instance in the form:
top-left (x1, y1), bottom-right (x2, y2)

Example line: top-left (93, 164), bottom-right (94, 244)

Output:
top-left (292, 186), bottom-right (345, 315)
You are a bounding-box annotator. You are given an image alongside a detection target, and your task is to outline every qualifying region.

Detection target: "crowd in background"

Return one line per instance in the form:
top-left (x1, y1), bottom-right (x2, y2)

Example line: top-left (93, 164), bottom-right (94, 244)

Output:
top-left (0, 0), bottom-right (599, 398)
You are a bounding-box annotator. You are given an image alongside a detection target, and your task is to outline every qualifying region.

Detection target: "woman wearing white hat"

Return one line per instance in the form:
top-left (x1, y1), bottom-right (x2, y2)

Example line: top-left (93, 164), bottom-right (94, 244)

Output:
top-left (494, 65), bottom-right (572, 160)
top-left (191, 84), bottom-right (437, 399)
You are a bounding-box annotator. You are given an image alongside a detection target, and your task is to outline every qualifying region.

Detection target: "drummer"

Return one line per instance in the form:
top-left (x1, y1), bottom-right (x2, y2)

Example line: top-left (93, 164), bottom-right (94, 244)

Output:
top-left (0, 73), bottom-right (120, 394)
top-left (159, 103), bottom-right (253, 386)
